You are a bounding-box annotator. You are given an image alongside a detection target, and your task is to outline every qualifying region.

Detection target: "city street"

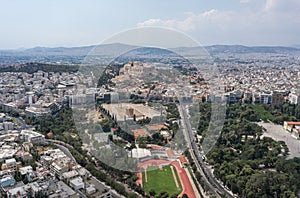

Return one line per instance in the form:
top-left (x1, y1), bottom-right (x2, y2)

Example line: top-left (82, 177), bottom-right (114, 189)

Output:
top-left (178, 101), bottom-right (234, 198)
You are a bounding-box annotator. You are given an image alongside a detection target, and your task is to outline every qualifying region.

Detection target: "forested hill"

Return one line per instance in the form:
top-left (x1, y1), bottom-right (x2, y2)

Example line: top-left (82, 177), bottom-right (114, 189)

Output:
top-left (0, 62), bottom-right (79, 73)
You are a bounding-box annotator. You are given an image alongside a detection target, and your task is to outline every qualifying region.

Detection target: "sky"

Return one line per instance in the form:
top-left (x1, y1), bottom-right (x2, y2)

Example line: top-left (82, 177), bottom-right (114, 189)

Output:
top-left (0, 0), bottom-right (299, 49)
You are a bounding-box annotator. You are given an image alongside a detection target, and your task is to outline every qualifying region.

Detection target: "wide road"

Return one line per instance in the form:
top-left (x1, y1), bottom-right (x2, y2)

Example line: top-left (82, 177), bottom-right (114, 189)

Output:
top-left (178, 101), bottom-right (234, 198)
top-left (46, 139), bottom-right (77, 163)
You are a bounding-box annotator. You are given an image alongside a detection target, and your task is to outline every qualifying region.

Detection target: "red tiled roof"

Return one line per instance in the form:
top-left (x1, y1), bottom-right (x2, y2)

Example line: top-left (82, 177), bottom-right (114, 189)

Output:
top-left (166, 149), bottom-right (175, 157)
top-left (132, 129), bottom-right (147, 140)
top-left (147, 144), bottom-right (164, 150)
top-left (146, 125), bottom-right (167, 131)
top-left (286, 122), bottom-right (300, 125)
top-left (179, 156), bottom-right (187, 164)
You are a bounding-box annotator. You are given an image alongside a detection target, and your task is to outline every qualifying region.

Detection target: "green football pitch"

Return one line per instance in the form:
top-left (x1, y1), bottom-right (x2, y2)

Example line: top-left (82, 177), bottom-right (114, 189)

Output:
top-left (142, 165), bottom-right (182, 196)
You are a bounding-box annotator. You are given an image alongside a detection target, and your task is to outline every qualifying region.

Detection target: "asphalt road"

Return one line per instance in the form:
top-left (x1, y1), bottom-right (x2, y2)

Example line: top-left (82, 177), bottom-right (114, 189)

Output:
top-left (46, 139), bottom-right (77, 163)
top-left (178, 101), bottom-right (234, 198)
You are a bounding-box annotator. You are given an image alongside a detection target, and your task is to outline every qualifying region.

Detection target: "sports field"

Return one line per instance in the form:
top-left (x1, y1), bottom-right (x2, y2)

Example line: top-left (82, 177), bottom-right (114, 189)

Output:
top-left (142, 165), bottom-right (182, 196)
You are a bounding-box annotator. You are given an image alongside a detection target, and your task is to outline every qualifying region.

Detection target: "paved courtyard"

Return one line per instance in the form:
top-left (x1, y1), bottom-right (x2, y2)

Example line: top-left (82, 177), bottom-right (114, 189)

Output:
top-left (102, 103), bottom-right (161, 121)
top-left (258, 122), bottom-right (300, 159)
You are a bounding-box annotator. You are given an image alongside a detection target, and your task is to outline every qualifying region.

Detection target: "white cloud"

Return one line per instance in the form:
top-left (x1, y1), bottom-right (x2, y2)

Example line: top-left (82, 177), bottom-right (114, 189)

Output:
top-left (240, 0), bottom-right (253, 3)
top-left (265, 0), bottom-right (276, 10)
top-left (264, 0), bottom-right (300, 12)
top-left (137, 9), bottom-right (223, 31)
top-left (137, 18), bottom-right (194, 31)
top-left (136, 2), bottom-right (300, 45)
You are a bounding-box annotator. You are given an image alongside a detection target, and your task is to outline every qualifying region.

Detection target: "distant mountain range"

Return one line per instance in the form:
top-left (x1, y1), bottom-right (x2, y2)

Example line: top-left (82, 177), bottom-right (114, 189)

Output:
top-left (0, 43), bottom-right (300, 66)
top-left (1, 43), bottom-right (300, 57)
top-left (204, 45), bottom-right (300, 54)
top-left (0, 45), bottom-right (94, 56)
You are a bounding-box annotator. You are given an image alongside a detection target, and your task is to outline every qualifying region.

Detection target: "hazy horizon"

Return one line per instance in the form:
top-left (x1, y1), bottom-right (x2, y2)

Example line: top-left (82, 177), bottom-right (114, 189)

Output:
top-left (1, 42), bottom-right (300, 51)
top-left (0, 0), bottom-right (299, 49)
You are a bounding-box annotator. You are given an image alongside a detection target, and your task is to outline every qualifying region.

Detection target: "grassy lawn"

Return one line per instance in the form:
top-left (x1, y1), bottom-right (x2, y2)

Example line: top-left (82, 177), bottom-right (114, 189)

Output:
top-left (250, 104), bottom-right (275, 121)
top-left (142, 165), bottom-right (182, 196)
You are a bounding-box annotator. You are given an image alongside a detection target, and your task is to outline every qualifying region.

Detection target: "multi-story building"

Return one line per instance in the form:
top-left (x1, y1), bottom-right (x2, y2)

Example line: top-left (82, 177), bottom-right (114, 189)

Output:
top-left (289, 93), bottom-right (300, 105)
top-left (252, 93), bottom-right (272, 104)
top-left (24, 106), bottom-right (51, 118)
top-left (69, 177), bottom-right (85, 191)
top-left (260, 93), bottom-right (272, 104)
top-left (272, 91), bottom-right (285, 105)
top-left (1, 158), bottom-right (19, 172)
top-left (0, 175), bottom-right (16, 188)
top-left (1, 103), bottom-right (18, 112)
top-left (20, 130), bottom-right (45, 145)
top-left (49, 161), bottom-right (69, 177)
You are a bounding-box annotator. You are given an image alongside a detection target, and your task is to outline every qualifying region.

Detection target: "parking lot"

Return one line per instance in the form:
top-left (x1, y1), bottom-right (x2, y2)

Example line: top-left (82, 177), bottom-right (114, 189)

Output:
top-left (258, 122), bottom-right (300, 159)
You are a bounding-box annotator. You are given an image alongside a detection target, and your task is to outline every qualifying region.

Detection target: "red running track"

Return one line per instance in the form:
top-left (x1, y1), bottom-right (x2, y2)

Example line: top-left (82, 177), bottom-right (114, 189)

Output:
top-left (136, 159), bottom-right (196, 198)
top-left (172, 161), bottom-right (196, 198)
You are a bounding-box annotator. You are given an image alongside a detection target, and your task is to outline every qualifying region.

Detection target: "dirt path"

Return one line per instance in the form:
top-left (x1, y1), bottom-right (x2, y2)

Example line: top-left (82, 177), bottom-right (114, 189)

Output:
top-left (136, 172), bottom-right (143, 187)
top-left (170, 165), bottom-right (179, 188)
top-left (144, 168), bottom-right (148, 183)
